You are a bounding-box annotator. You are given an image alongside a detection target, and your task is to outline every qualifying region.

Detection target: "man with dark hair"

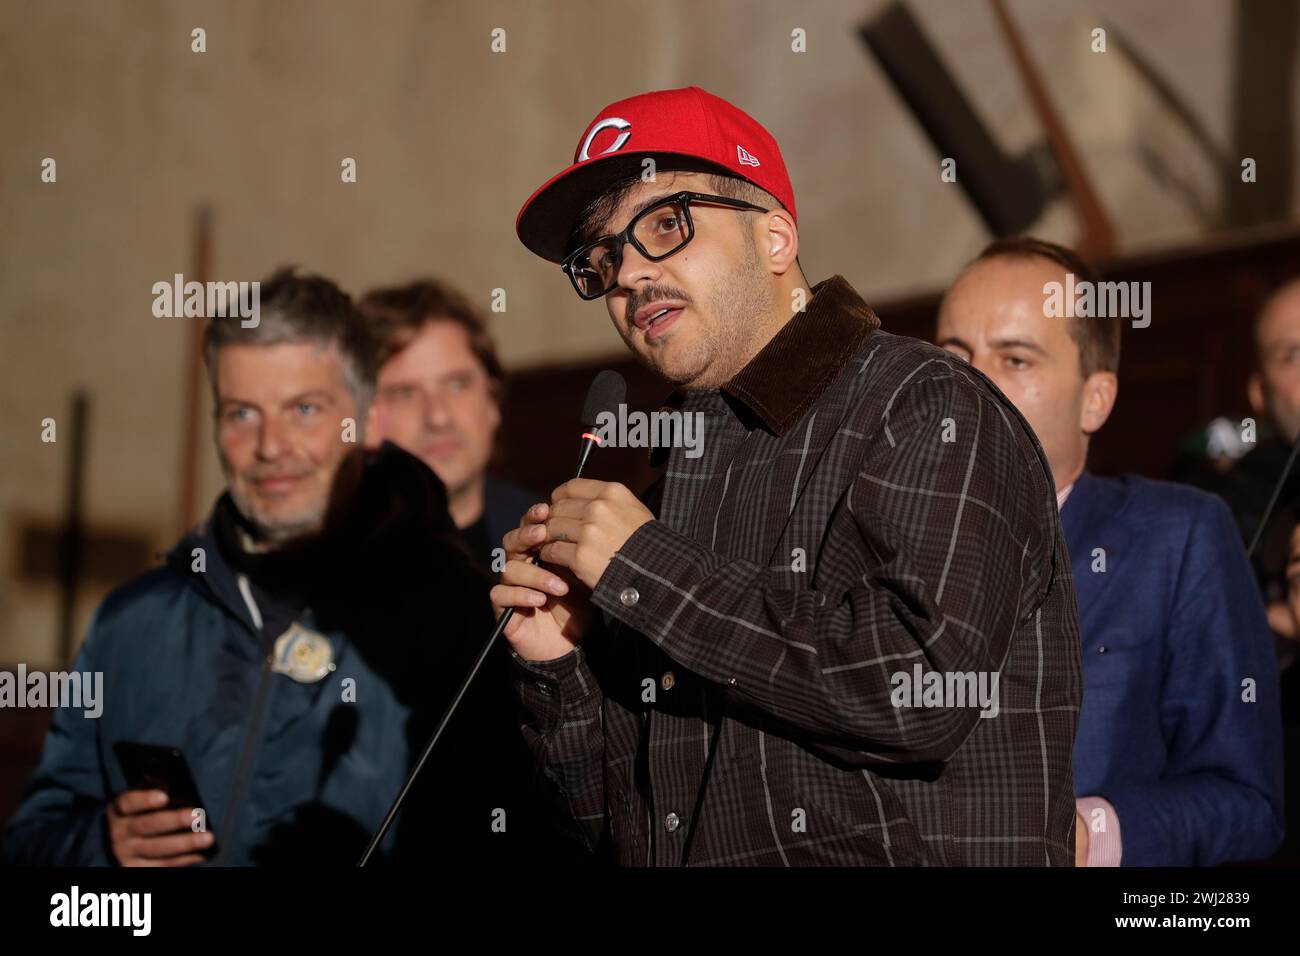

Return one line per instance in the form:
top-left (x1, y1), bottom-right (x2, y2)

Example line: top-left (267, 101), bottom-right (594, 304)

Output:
top-left (492, 86), bottom-right (1082, 866)
top-left (3, 268), bottom-right (538, 866)
top-left (974, 236), bottom-right (1118, 382)
top-left (937, 238), bottom-right (1284, 865)
top-left (359, 279), bottom-right (535, 574)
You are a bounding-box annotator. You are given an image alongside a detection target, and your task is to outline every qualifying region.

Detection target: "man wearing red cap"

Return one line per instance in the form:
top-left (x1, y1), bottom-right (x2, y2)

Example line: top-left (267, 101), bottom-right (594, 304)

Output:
top-left (494, 87), bottom-right (1082, 865)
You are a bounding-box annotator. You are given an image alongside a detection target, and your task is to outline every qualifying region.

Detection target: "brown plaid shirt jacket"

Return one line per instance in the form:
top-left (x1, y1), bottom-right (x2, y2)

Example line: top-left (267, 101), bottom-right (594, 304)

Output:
top-left (510, 275), bottom-right (1082, 866)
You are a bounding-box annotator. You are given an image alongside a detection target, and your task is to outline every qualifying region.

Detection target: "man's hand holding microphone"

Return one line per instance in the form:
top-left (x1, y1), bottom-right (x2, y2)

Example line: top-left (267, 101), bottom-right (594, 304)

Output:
top-left (491, 479), bottom-right (653, 662)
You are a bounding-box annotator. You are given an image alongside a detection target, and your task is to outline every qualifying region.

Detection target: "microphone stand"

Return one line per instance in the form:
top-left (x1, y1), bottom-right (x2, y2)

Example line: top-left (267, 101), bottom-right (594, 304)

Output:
top-left (1247, 435), bottom-right (1300, 559)
top-left (357, 431), bottom-right (604, 866)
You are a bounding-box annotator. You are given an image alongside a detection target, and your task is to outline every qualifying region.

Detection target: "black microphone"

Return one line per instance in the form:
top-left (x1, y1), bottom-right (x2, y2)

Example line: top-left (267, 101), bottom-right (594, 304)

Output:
top-left (575, 368), bottom-right (626, 475)
top-left (357, 368), bottom-right (626, 866)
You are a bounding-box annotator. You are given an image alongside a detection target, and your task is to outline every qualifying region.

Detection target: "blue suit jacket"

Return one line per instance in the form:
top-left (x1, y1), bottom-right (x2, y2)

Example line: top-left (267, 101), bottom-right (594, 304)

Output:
top-left (1062, 471), bottom-right (1285, 865)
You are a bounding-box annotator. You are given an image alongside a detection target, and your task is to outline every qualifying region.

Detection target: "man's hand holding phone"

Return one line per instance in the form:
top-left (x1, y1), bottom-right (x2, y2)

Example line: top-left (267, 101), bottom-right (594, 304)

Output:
top-left (106, 789), bottom-right (213, 867)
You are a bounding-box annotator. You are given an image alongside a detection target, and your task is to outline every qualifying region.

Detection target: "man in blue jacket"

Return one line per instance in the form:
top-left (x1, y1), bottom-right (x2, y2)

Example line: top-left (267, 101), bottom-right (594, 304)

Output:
top-left (936, 237), bottom-right (1284, 865)
top-left (2, 268), bottom-right (537, 866)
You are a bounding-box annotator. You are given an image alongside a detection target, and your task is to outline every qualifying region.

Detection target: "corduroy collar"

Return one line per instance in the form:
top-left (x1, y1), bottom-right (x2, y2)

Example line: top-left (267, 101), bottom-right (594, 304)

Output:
top-left (723, 275), bottom-right (880, 435)
top-left (648, 276), bottom-right (880, 467)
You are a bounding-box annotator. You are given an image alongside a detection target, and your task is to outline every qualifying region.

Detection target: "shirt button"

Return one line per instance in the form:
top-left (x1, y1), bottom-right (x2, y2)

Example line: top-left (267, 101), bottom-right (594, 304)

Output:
top-left (660, 671), bottom-right (676, 691)
top-left (535, 681), bottom-right (552, 696)
top-left (619, 587), bottom-right (640, 608)
top-left (664, 812), bottom-right (681, 833)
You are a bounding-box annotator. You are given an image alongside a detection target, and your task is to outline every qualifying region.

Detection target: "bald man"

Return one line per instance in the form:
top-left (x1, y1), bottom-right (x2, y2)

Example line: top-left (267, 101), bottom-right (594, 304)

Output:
top-left (1251, 279), bottom-right (1300, 446)
top-left (1204, 279), bottom-right (1300, 655)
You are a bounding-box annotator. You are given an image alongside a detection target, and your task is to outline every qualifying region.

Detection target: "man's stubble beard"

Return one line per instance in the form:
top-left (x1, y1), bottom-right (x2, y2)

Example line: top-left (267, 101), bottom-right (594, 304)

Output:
top-left (220, 444), bottom-right (365, 549)
top-left (1274, 402), bottom-right (1300, 447)
top-left (227, 481), bottom-right (326, 547)
top-left (629, 237), bottom-right (773, 391)
top-left (1259, 377), bottom-right (1300, 446)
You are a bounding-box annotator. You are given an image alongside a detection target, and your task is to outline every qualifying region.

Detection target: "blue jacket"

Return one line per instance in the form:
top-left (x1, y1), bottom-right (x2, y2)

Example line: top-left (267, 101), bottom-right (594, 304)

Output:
top-left (0, 445), bottom-right (539, 866)
top-left (1062, 471), bottom-right (1285, 865)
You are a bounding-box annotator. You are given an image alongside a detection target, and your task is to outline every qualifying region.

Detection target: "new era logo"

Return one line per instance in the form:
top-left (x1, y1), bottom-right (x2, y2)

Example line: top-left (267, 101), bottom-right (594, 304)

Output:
top-left (736, 144), bottom-right (760, 167)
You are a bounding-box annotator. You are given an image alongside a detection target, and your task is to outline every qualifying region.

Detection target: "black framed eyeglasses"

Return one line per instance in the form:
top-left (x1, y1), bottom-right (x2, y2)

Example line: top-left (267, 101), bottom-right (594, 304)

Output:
top-left (561, 191), bottom-right (770, 300)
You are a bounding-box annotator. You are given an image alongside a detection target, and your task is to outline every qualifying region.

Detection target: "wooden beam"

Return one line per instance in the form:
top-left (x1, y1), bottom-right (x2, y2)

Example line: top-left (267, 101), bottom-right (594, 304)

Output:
top-left (56, 391), bottom-right (88, 667)
top-left (988, 0), bottom-right (1117, 260)
top-left (176, 205), bottom-right (212, 538)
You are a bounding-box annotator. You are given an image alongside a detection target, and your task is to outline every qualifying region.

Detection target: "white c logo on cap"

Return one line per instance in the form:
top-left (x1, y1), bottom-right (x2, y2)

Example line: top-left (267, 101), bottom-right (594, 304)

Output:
top-left (578, 117), bottom-right (632, 162)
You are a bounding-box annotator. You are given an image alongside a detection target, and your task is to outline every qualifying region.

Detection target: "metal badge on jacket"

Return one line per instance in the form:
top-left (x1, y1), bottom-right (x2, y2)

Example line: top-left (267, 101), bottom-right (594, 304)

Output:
top-left (271, 622), bottom-right (336, 683)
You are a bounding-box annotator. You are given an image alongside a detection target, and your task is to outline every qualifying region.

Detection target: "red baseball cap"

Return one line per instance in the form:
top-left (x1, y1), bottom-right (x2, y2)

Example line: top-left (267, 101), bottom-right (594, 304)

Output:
top-left (516, 86), bottom-right (796, 263)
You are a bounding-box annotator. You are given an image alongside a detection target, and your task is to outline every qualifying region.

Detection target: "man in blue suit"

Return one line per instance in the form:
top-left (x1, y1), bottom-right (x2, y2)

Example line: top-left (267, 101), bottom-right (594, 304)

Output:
top-left (936, 236), bottom-right (1284, 865)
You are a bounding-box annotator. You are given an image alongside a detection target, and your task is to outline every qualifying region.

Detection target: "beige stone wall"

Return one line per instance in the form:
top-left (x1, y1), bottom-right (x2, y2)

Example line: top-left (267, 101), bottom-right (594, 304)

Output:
top-left (1, 0), bottom-right (1296, 666)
